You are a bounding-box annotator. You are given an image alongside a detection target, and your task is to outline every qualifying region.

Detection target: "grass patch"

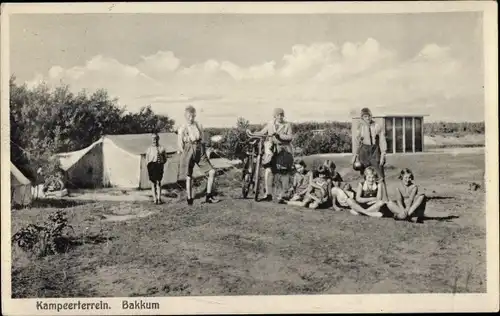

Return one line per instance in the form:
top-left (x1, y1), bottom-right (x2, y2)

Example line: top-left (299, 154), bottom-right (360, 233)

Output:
top-left (11, 152), bottom-right (486, 297)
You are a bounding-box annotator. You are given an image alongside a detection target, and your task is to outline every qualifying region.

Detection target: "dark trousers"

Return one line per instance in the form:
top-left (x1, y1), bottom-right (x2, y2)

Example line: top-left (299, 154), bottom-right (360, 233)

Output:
top-left (358, 144), bottom-right (385, 179)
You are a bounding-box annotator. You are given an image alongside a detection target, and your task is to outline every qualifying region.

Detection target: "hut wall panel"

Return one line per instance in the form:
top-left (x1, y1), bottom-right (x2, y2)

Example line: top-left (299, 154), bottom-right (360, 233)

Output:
top-left (404, 117), bottom-right (413, 152)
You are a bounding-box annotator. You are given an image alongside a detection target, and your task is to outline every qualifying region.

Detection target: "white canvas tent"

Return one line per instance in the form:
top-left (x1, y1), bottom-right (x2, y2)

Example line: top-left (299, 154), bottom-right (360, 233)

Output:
top-left (11, 162), bottom-right (32, 206)
top-left (55, 133), bottom-right (235, 189)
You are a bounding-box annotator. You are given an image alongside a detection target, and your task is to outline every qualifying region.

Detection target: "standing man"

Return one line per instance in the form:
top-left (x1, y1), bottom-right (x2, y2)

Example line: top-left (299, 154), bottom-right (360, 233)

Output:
top-left (146, 133), bottom-right (168, 204)
top-left (259, 107), bottom-right (294, 202)
top-left (178, 105), bottom-right (220, 205)
top-left (352, 107), bottom-right (389, 201)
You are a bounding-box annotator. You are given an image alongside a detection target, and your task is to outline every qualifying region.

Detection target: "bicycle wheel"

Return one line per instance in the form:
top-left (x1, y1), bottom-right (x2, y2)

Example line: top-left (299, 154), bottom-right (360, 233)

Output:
top-left (253, 155), bottom-right (261, 201)
top-left (241, 157), bottom-right (253, 198)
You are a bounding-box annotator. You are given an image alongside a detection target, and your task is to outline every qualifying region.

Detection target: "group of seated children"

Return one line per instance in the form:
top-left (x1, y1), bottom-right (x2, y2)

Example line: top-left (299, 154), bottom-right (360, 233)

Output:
top-left (285, 159), bottom-right (426, 221)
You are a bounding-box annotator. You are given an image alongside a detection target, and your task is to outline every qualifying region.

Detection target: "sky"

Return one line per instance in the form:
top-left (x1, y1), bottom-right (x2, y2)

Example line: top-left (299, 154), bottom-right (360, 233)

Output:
top-left (10, 12), bottom-right (485, 127)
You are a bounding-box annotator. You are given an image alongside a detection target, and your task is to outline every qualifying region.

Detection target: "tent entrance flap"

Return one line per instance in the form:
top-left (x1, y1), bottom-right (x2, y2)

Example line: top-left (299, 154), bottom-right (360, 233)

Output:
top-left (102, 138), bottom-right (142, 188)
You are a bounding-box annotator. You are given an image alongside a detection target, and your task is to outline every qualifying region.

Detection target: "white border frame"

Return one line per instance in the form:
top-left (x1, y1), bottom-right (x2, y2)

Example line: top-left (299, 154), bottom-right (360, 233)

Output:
top-left (1, 2), bottom-right (498, 314)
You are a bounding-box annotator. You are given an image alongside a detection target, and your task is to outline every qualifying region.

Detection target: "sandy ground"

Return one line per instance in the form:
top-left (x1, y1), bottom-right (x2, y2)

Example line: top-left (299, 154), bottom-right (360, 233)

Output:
top-left (11, 150), bottom-right (486, 297)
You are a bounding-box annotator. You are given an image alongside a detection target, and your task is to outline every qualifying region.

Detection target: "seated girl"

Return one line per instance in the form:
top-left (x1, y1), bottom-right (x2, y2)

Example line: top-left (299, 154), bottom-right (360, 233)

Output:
top-left (322, 159), bottom-right (346, 209)
top-left (300, 166), bottom-right (332, 209)
top-left (386, 168), bottom-right (427, 222)
top-left (331, 182), bottom-right (356, 212)
top-left (346, 167), bottom-right (385, 217)
top-left (323, 160), bottom-right (343, 188)
top-left (286, 158), bottom-right (313, 203)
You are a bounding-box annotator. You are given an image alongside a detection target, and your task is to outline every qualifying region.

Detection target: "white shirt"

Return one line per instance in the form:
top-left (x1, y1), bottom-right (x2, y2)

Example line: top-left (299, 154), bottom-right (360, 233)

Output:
top-left (178, 122), bottom-right (204, 149)
top-left (146, 145), bottom-right (167, 164)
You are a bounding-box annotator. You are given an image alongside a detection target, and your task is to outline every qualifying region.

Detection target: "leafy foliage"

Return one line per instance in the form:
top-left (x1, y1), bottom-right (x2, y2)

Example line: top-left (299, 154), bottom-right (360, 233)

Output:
top-left (10, 76), bottom-right (175, 180)
top-left (423, 122), bottom-right (485, 136)
top-left (216, 117), bottom-right (251, 160)
top-left (295, 128), bottom-right (352, 156)
top-left (118, 105), bottom-right (175, 134)
top-left (12, 210), bottom-right (75, 257)
top-left (206, 118), bottom-right (353, 158)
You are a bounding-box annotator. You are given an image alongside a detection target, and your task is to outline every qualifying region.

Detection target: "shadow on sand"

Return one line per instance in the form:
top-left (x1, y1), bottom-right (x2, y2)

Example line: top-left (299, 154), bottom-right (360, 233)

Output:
top-left (53, 234), bottom-right (116, 253)
top-left (13, 198), bottom-right (90, 210)
top-left (418, 215), bottom-right (460, 223)
top-left (426, 196), bottom-right (455, 201)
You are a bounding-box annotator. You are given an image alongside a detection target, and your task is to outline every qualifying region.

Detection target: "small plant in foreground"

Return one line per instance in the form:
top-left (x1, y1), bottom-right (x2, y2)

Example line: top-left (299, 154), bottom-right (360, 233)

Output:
top-left (12, 210), bottom-right (75, 257)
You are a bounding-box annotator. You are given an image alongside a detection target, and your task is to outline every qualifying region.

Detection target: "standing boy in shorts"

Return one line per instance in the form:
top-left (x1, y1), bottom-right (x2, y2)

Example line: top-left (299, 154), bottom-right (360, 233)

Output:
top-left (178, 106), bottom-right (220, 205)
top-left (352, 107), bottom-right (389, 201)
top-left (146, 133), bottom-right (168, 204)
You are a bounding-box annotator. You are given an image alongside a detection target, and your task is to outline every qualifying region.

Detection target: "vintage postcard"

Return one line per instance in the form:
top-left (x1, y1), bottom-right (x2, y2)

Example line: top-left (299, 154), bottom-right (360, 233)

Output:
top-left (1, 1), bottom-right (498, 315)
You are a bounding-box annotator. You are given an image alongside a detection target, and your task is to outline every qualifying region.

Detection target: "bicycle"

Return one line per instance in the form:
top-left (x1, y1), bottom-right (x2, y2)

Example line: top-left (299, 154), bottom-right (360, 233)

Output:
top-left (241, 130), bottom-right (268, 201)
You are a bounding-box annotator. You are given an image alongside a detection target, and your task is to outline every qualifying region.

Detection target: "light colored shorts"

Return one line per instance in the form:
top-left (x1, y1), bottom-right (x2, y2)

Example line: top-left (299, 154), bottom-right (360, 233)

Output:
top-left (333, 187), bottom-right (355, 207)
top-left (179, 142), bottom-right (214, 178)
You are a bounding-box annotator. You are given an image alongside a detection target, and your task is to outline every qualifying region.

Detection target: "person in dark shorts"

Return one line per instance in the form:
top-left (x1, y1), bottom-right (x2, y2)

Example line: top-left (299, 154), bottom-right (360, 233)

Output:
top-left (352, 107), bottom-right (389, 200)
top-left (178, 105), bottom-right (219, 205)
top-left (146, 133), bottom-right (168, 204)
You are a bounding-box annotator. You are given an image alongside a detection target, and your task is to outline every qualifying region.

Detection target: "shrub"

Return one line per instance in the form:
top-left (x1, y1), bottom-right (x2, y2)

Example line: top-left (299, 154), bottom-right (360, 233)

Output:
top-left (423, 122), bottom-right (485, 136)
top-left (12, 210), bottom-right (75, 258)
top-left (295, 128), bottom-right (352, 156)
top-left (212, 117), bottom-right (252, 160)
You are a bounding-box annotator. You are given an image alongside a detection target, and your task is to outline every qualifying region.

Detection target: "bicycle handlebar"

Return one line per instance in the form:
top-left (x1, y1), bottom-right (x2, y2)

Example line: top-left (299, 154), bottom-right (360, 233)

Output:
top-left (246, 130), bottom-right (268, 139)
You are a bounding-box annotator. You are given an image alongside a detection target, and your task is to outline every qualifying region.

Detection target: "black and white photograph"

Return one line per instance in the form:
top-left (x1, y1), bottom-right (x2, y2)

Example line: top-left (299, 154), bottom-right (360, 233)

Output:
top-left (1, 2), bottom-right (498, 315)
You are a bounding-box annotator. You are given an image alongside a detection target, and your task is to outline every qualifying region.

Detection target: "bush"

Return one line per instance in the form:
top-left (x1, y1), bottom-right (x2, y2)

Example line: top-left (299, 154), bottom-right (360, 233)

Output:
top-left (210, 118), bottom-right (354, 158)
top-left (214, 117), bottom-right (250, 160)
top-left (423, 122), bottom-right (485, 136)
top-left (294, 128), bottom-right (352, 156)
top-left (12, 210), bottom-right (75, 258)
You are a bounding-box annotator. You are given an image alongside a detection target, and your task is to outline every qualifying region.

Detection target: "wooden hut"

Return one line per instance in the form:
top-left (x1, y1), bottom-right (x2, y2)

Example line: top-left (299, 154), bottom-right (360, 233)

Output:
top-left (351, 115), bottom-right (428, 154)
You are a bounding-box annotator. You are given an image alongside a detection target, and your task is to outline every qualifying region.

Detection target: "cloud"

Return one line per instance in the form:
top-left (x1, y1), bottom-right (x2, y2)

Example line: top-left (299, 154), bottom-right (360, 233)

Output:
top-left (135, 51), bottom-right (180, 80)
top-left (416, 43), bottom-right (451, 60)
top-left (280, 42), bottom-right (338, 79)
top-left (36, 55), bottom-right (159, 98)
top-left (220, 61), bottom-right (276, 80)
top-left (25, 40), bottom-right (483, 127)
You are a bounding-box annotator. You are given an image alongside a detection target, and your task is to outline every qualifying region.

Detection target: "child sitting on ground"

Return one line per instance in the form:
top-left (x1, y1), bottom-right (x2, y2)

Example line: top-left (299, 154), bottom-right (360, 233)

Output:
top-left (323, 160), bottom-right (343, 188)
top-left (300, 166), bottom-right (332, 209)
top-left (386, 168), bottom-right (427, 222)
top-left (286, 158), bottom-right (313, 204)
top-left (331, 182), bottom-right (356, 212)
top-left (321, 160), bottom-right (344, 208)
top-left (345, 166), bottom-right (385, 217)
